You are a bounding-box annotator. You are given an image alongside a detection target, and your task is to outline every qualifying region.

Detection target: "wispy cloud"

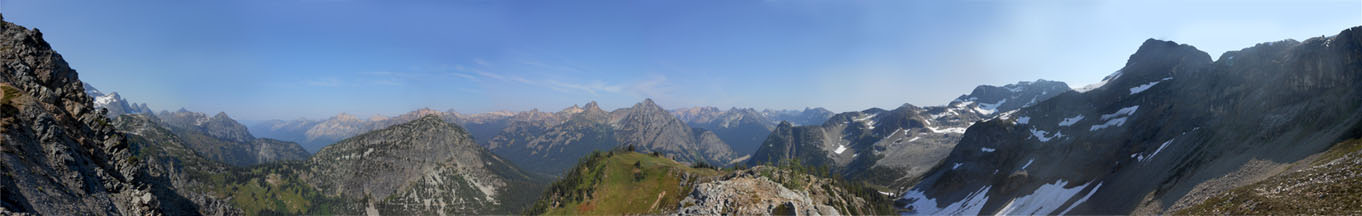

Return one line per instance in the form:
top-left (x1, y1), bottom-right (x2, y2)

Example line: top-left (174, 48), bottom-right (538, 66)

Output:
top-left (306, 77), bottom-right (343, 87)
top-left (547, 80), bottom-right (624, 95)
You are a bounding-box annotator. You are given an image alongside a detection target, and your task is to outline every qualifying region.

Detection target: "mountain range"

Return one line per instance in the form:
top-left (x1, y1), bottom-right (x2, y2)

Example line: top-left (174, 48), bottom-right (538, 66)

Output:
top-left (747, 79), bottom-right (1071, 189)
top-left (6, 13), bottom-right (1362, 216)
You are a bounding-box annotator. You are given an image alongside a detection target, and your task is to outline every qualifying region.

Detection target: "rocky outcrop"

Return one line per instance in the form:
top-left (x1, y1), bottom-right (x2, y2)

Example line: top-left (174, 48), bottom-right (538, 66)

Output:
top-left (1, 15), bottom-right (164, 215)
top-left (1179, 139), bottom-right (1362, 214)
top-left (674, 167), bottom-right (887, 215)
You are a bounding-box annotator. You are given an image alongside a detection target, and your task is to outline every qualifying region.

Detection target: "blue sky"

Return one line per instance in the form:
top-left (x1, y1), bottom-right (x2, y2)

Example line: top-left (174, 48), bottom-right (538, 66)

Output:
top-left (3, 0), bottom-right (1358, 120)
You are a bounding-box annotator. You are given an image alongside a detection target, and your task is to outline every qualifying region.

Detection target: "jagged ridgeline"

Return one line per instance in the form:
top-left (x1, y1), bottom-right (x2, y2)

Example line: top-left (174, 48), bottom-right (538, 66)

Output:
top-left (525, 150), bottom-right (896, 215)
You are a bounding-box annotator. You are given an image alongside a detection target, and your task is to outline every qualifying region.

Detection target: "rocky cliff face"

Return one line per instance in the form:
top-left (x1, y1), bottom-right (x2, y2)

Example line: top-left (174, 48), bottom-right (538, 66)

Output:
top-left (748, 80), bottom-right (1070, 188)
top-left (900, 27), bottom-right (1362, 215)
top-left (153, 109), bottom-right (309, 166)
top-left (0, 16), bottom-right (165, 215)
top-left (305, 115), bottom-right (544, 215)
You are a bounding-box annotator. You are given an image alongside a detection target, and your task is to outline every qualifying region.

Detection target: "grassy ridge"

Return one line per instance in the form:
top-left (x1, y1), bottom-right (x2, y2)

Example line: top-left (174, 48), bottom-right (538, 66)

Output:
top-left (527, 151), bottom-right (720, 215)
top-left (527, 150), bottom-right (897, 215)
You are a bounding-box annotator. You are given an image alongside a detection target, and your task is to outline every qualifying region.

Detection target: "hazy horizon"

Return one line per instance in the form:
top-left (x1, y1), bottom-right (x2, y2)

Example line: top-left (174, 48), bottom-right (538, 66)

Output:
top-left (4, 0), bottom-right (1358, 120)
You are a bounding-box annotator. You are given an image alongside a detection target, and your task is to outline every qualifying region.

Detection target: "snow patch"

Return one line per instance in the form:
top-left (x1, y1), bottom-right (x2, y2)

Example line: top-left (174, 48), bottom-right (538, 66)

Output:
top-left (1021, 159), bottom-right (1034, 169)
top-left (929, 127), bottom-right (968, 134)
top-left (994, 180), bottom-right (1094, 215)
top-left (1017, 116), bottom-right (1031, 124)
top-left (1089, 117), bottom-right (1129, 131)
top-left (952, 163), bottom-right (963, 169)
top-left (1129, 77), bottom-right (1173, 95)
top-left (975, 99), bottom-right (1007, 115)
top-left (1148, 138), bottom-right (1174, 159)
top-left (901, 186), bottom-right (992, 215)
top-left (94, 94), bottom-right (116, 108)
top-left (1058, 182), bottom-right (1104, 215)
top-left (1091, 106), bottom-right (1139, 131)
top-left (981, 147), bottom-right (996, 153)
top-left (854, 113), bottom-right (878, 130)
top-left (834, 145), bottom-right (848, 154)
top-left (1058, 115), bottom-right (1084, 127)
top-left (1100, 106), bottom-right (1140, 120)
top-left (1029, 128), bottom-right (1064, 142)
top-left (908, 137), bottom-right (921, 143)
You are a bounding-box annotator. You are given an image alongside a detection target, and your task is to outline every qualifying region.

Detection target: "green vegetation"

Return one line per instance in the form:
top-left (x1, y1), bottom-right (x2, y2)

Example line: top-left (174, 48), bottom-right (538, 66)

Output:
top-left (526, 149), bottom-right (897, 215)
top-left (526, 150), bottom-right (720, 215)
top-left (198, 164), bottom-right (352, 215)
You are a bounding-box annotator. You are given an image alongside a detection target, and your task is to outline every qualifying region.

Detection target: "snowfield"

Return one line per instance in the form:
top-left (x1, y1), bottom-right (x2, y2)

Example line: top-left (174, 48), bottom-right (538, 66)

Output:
top-left (975, 99), bottom-right (1007, 115)
top-left (929, 126), bottom-right (968, 134)
top-left (901, 186), bottom-right (992, 215)
top-left (994, 180), bottom-right (1097, 215)
top-left (1091, 106), bottom-right (1138, 131)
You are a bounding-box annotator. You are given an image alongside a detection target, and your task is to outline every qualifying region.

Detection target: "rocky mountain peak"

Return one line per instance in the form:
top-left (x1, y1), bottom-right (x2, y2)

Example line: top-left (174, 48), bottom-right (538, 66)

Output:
top-left (303, 111), bottom-right (539, 215)
top-left (1127, 39), bottom-right (1213, 72)
top-left (583, 100), bottom-right (601, 111)
top-left (212, 111), bottom-right (231, 119)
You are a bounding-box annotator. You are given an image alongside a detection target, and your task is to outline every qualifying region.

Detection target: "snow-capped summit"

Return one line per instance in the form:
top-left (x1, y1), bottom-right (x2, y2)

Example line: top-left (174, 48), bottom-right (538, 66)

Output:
top-left (83, 83), bottom-right (154, 117)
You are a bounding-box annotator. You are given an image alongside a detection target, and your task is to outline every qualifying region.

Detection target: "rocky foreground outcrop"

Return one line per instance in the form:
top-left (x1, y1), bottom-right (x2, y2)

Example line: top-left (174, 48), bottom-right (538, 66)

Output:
top-left (1, 14), bottom-right (166, 215)
top-left (675, 166), bottom-right (887, 215)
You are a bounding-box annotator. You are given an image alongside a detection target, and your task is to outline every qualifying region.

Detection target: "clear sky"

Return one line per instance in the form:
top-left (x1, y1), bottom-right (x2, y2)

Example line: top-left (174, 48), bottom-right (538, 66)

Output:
top-left (3, 0), bottom-right (1358, 120)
